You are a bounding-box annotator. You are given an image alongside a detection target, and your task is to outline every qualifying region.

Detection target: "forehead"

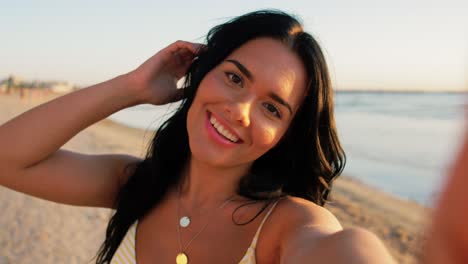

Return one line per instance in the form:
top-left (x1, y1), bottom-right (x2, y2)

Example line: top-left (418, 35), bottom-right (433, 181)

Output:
top-left (225, 37), bottom-right (307, 112)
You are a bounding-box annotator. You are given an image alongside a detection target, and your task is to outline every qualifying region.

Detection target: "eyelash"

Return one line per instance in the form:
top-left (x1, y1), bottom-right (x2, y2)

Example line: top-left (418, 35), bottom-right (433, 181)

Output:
top-left (263, 102), bottom-right (282, 118)
top-left (224, 72), bottom-right (282, 119)
top-left (225, 72), bottom-right (244, 87)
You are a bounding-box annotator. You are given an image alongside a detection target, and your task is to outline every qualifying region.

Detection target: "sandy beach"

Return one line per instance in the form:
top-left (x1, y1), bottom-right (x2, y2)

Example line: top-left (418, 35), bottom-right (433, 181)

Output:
top-left (0, 91), bottom-right (430, 264)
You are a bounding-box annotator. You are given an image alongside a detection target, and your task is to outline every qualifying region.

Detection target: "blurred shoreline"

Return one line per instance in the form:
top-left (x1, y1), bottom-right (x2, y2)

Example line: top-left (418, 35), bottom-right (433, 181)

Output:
top-left (0, 91), bottom-right (429, 263)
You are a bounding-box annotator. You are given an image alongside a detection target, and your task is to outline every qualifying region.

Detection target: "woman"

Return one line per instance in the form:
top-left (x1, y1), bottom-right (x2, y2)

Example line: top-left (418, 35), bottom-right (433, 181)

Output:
top-left (0, 10), bottom-right (393, 263)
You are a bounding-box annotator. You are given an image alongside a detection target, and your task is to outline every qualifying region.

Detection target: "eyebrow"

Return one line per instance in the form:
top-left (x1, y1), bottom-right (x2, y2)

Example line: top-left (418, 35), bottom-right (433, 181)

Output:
top-left (226, 59), bottom-right (254, 81)
top-left (268, 92), bottom-right (293, 115)
top-left (225, 59), bottom-right (293, 115)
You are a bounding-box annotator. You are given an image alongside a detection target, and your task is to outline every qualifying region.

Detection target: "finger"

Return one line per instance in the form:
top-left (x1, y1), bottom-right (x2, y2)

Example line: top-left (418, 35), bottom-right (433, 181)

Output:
top-left (177, 49), bottom-right (196, 65)
top-left (172, 50), bottom-right (185, 67)
top-left (152, 41), bottom-right (203, 72)
top-left (171, 49), bottom-right (195, 73)
top-left (168, 40), bottom-right (205, 55)
top-left (142, 41), bottom-right (203, 69)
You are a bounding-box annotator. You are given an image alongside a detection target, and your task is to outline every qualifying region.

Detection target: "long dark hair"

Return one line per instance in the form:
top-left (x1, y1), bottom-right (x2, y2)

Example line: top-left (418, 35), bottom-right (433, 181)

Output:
top-left (95, 9), bottom-right (345, 263)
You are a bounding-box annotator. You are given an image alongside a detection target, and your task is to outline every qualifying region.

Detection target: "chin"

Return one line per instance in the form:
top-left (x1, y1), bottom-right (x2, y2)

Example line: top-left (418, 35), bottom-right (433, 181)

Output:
top-left (189, 145), bottom-right (229, 167)
top-left (189, 143), bottom-right (251, 171)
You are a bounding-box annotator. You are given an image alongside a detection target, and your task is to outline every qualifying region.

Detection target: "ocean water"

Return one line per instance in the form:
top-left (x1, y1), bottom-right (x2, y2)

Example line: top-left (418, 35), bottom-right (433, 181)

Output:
top-left (334, 92), bottom-right (466, 206)
top-left (109, 92), bottom-right (467, 206)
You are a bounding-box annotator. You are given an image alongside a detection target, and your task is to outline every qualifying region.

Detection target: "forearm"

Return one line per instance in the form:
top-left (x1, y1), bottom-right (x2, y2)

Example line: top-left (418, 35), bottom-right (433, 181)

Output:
top-left (0, 74), bottom-right (141, 170)
top-left (283, 228), bottom-right (395, 264)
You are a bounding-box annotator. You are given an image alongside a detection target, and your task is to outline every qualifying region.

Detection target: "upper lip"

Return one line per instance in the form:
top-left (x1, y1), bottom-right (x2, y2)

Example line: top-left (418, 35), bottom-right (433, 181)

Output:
top-left (208, 111), bottom-right (244, 142)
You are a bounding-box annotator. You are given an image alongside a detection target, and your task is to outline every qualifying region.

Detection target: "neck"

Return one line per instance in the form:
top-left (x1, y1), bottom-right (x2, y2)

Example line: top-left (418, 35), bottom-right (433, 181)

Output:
top-left (178, 154), bottom-right (252, 210)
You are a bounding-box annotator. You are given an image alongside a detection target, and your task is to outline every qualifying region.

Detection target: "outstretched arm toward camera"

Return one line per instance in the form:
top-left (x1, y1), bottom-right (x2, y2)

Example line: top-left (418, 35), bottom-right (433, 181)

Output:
top-left (0, 40), bottom-right (201, 208)
top-left (283, 227), bottom-right (395, 264)
top-left (279, 200), bottom-right (395, 264)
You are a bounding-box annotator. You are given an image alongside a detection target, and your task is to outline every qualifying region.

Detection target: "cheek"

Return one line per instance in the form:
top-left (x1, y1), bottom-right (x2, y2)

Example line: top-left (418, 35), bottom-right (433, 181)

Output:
top-left (197, 71), bottom-right (227, 98)
top-left (187, 74), bottom-right (218, 114)
top-left (187, 73), bottom-right (228, 128)
top-left (254, 125), bottom-right (282, 150)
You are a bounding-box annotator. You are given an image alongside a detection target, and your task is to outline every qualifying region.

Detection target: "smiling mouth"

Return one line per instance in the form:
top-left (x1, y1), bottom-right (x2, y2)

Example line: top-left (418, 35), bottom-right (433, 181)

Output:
top-left (209, 114), bottom-right (240, 143)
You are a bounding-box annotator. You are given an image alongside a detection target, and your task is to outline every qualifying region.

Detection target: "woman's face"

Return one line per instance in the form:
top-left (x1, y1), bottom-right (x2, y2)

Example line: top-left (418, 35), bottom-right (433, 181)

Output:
top-left (187, 37), bottom-right (307, 169)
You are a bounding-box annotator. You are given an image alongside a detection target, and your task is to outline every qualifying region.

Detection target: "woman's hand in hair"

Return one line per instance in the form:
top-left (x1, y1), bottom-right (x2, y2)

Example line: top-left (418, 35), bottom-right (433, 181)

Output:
top-left (126, 40), bottom-right (204, 105)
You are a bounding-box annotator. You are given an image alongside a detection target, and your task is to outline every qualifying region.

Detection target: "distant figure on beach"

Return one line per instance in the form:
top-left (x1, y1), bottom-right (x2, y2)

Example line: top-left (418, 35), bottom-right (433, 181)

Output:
top-left (5, 75), bottom-right (14, 95)
top-left (0, 10), bottom-right (394, 263)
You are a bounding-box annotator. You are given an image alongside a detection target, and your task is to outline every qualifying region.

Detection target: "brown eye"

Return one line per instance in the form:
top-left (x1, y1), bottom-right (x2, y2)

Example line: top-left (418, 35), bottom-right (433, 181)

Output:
top-left (263, 102), bottom-right (281, 118)
top-left (225, 72), bottom-right (244, 87)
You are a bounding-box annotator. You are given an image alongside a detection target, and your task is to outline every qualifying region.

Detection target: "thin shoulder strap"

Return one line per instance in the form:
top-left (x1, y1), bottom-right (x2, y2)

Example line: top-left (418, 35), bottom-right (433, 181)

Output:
top-left (249, 199), bottom-right (280, 249)
top-left (110, 220), bottom-right (138, 264)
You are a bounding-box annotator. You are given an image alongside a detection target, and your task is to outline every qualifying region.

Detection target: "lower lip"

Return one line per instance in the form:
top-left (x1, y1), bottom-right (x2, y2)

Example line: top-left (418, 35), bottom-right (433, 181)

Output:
top-left (205, 111), bottom-right (240, 147)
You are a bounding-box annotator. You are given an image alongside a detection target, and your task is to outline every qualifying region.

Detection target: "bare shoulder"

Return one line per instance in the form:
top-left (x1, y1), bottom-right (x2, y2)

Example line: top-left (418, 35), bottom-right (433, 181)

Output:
top-left (272, 197), bottom-right (395, 263)
top-left (275, 196), bottom-right (342, 234)
top-left (267, 196), bottom-right (342, 263)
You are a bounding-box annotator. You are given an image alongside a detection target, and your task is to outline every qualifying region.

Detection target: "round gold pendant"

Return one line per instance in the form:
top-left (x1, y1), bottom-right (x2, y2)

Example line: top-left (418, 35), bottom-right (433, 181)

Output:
top-left (176, 252), bottom-right (188, 264)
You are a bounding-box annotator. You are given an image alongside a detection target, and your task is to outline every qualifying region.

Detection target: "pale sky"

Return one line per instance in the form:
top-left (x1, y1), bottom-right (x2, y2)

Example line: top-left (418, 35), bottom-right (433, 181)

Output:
top-left (1, 0), bottom-right (467, 91)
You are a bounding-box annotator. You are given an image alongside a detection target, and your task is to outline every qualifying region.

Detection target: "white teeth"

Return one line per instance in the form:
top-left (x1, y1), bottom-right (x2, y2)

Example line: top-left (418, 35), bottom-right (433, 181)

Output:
top-left (209, 115), bottom-right (239, 143)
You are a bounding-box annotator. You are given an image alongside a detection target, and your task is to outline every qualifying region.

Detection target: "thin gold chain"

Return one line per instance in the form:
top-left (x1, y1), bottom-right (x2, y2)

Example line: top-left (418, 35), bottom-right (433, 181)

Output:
top-left (176, 186), bottom-right (236, 253)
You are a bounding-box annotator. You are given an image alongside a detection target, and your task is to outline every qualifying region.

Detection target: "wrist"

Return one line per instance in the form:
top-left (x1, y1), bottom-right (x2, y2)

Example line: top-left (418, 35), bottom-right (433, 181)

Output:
top-left (115, 72), bottom-right (149, 106)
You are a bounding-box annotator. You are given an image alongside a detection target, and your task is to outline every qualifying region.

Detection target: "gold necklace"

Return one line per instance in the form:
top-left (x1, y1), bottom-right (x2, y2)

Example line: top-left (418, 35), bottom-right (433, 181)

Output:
top-left (176, 187), bottom-right (235, 264)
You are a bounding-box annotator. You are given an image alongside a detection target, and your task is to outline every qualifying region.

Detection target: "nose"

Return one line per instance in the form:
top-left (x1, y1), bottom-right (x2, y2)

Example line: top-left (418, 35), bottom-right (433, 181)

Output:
top-left (224, 100), bottom-right (251, 127)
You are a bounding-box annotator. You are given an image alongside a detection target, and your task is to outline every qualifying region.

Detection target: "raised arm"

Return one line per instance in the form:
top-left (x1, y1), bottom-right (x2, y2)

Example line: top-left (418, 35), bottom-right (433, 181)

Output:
top-left (0, 74), bottom-right (144, 208)
top-left (0, 40), bottom-right (201, 208)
